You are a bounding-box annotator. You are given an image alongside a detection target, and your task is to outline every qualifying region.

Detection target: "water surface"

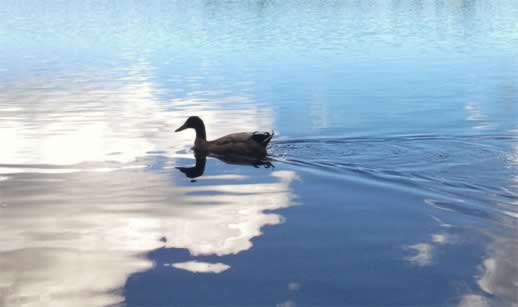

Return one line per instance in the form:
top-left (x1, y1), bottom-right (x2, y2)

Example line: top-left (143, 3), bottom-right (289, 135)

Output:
top-left (1, 1), bottom-right (517, 306)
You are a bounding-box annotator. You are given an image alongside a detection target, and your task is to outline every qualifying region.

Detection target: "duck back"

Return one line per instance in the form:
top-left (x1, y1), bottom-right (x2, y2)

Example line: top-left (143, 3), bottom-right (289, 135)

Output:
top-left (204, 132), bottom-right (272, 157)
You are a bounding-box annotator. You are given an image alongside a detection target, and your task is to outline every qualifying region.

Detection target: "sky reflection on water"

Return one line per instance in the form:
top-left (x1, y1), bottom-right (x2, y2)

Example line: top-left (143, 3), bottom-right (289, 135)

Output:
top-left (0, 69), bottom-right (297, 306)
top-left (0, 155), bottom-right (298, 306)
top-left (0, 0), bottom-right (517, 306)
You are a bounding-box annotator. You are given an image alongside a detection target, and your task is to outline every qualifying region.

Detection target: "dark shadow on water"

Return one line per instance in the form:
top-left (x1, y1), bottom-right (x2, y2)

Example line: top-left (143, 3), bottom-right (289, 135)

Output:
top-left (176, 150), bottom-right (274, 182)
top-left (175, 152), bottom-right (207, 180)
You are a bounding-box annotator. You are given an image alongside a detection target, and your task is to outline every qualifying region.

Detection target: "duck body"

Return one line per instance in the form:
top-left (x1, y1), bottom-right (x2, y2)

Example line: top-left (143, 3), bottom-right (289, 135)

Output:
top-left (175, 116), bottom-right (273, 158)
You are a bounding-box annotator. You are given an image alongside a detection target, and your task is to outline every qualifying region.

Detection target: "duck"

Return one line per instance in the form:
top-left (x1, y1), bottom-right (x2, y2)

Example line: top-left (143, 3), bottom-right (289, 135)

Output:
top-left (175, 116), bottom-right (273, 158)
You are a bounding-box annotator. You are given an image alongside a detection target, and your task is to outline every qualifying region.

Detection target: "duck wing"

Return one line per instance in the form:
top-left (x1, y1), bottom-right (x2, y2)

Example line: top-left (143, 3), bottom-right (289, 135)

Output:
top-left (212, 132), bottom-right (273, 147)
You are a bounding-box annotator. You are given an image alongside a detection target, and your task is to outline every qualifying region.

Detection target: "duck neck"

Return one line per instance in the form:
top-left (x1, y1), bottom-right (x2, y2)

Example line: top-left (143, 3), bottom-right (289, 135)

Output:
top-left (194, 123), bottom-right (206, 141)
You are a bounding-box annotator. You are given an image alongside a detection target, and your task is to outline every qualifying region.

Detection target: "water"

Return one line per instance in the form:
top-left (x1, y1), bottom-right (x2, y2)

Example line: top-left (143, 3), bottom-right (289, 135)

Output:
top-left (1, 1), bottom-right (517, 306)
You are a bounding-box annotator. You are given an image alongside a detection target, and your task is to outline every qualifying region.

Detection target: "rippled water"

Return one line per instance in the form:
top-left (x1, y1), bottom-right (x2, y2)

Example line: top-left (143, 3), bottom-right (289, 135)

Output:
top-left (1, 1), bottom-right (517, 306)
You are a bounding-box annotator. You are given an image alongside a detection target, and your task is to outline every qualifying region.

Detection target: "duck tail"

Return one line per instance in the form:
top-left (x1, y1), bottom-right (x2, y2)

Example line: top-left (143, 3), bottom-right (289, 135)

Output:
top-left (263, 130), bottom-right (274, 146)
top-left (251, 131), bottom-right (274, 147)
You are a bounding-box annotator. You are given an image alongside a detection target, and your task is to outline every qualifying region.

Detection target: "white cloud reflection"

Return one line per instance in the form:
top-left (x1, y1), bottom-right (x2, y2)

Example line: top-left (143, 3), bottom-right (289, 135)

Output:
top-left (0, 70), bottom-right (274, 166)
top-left (431, 233), bottom-right (448, 245)
top-left (405, 215), bottom-right (453, 267)
top-left (458, 294), bottom-right (490, 307)
top-left (406, 243), bottom-right (433, 267)
top-left (0, 168), bottom-right (298, 306)
top-left (477, 238), bottom-right (518, 304)
top-left (171, 261), bottom-right (230, 274)
top-left (0, 71), bottom-right (298, 306)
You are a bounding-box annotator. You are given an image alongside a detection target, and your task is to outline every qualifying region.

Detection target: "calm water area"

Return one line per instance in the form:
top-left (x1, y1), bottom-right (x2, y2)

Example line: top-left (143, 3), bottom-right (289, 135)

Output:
top-left (0, 1), bottom-right (517, 306)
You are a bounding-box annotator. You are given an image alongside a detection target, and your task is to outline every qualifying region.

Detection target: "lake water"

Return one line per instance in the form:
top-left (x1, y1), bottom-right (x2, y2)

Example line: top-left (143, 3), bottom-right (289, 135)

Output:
top-left (1, 1), bottom-right (517, 306)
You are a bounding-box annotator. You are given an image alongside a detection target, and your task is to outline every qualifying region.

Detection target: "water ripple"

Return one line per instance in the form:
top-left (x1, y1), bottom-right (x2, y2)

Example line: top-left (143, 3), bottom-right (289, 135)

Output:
top-left (271, 134), bottom-right (518, 222)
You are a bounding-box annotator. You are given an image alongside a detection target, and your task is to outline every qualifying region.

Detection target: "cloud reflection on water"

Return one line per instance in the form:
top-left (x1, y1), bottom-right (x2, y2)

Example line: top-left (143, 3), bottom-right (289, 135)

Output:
top-left (477, 238), bottom-right (518, 304)
top-left (0, 167), bottom-right (298, 306)
top-left (456, 90), bottom-right (518, 307)
top-left (171, 261), bottom-right (231, 274)
top-left (0, 71), bottom-right (298, 306)
top-left (0, 67), bottom-right (273, 166)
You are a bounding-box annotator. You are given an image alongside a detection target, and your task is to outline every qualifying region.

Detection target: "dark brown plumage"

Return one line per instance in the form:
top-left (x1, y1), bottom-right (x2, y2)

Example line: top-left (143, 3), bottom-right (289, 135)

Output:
top-left (175, 116), bottom-right (273, 158)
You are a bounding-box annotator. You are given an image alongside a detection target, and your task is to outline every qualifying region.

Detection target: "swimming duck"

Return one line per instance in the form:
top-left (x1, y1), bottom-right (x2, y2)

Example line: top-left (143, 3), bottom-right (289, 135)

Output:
top-left (175, 116), bottom-right (273, 158)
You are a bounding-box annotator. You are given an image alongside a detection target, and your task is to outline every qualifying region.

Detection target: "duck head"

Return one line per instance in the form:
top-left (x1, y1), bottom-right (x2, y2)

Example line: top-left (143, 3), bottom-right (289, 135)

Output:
top-left (175, 116), bottom-right (206, 140)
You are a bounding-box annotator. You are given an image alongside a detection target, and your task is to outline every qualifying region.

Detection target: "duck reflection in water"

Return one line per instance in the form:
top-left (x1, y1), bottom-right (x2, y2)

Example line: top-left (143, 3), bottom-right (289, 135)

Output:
top-left (176, 151), bottom-right (274, 182)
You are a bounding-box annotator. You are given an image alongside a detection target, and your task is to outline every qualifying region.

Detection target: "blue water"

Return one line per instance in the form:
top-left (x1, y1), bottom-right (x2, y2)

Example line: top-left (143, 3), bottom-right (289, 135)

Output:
top-left (1, 1), bottom-right (517, 306)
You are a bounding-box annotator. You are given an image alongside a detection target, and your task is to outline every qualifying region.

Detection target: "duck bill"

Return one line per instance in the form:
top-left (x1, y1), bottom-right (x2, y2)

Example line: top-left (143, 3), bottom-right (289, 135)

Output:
top-left (175, 124), bottom-right (187, 132)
